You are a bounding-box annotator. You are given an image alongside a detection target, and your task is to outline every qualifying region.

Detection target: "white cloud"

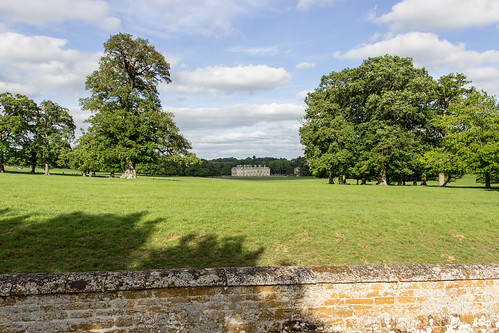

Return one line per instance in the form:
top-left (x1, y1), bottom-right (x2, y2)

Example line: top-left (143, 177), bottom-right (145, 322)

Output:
top-left (170, 103), bottom-right (305, 130)
top-left (164, 65), bottom-right (291, 95)
top-left (182, 120), bottom-right (303, 159)
top-left (0, 0), bottom-right (120, 30)
top-left (465, 67), bottom-right (499, 95)
top-left (335, 32), bottom-right (499, 70)
top-left (296, 90), bottom-right (312, 101)
top-left (147, 0), bottom-right (266, 36)
top-left (334, 32), bottom-right (499, 96)
top-left (375, 0), bottom-right (499, 30)
top-left (296, 62), bottom-right (316, 69)
top-left (0, 32), bottom-right (100, 100)
top-left (168, 103), bottom-right (305, 158)
top-left (297, 0), bottom-right (342, 11)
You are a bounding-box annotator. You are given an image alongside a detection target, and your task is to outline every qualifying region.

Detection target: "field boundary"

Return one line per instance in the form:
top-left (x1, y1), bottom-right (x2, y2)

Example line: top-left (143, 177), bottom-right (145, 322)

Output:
top-left (1, 263), bottom-right (498, 296)
top-left (1, 264), bottom-right (498, 332)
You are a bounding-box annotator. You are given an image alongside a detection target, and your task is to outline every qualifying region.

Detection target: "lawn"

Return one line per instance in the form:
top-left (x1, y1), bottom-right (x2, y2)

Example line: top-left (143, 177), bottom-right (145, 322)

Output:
top-left (0, 170), bottom-right (497, 273)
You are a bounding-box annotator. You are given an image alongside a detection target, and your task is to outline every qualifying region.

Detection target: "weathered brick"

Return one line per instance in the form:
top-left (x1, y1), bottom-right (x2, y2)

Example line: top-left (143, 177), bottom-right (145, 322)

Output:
top-left (252, 285), bottom-right (275, 293)
top-left (122, 289), bottom-right (153, 299)
top-left (226, 322), bottom-right (256, 333)
top-left (352, 304), bottom-right (374, 312)
top-left (274, 308), bottom-right (295, 320)
top-left (332, 308), bottom-right (354, 317)
top-left (323, 298), bottom-right (344, 305)
top-left (397, 296), bottom-right (417, 303)
top-left (345, 298), bottom-right (373, 305)
top-left (459, 314), bottom-right (476, 325)
top-left (374, 297), bottom-right (395, 304)
top-left (310, 306), bottom-right (333, 318)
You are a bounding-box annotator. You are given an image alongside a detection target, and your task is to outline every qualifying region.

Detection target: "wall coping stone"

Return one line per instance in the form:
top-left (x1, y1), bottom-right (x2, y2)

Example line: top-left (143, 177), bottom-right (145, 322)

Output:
top-left (0, 263), bottom-right (497, 297)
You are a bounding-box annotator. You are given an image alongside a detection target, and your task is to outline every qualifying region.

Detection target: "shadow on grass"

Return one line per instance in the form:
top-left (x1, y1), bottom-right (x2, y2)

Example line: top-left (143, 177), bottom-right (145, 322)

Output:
top-left (426, 185), bottom-right (499, 191)
top-left (0, 211), bottom-right (159, 273)
top-left (151, 177), bottom-right (182, 182)
top-left (136, 233), bottom-right (265, 270)
top-left (0, 211), bottom-right (266, 274)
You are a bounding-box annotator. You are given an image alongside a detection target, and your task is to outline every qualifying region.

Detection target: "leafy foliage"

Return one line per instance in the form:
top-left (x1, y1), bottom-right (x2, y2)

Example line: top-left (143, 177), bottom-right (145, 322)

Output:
top-left (0, 93), bottom-right (38, 172)
top-left (300, 55), bottom-right (435, 185)
top-left (27, 100), bottom-right (75, 175)
top-left (427, 90), bottom-right (499, 187)
top-left (78, 33), bottom-right (193, 178)
top-left (0, 93), bottom-right (74, 174)
top-left (300, 56), bottom-right (498, 187)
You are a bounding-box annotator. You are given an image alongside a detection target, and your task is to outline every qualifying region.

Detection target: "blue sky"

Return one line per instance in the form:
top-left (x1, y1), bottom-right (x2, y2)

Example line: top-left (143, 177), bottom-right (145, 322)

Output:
top-left (1, 0), bottom-right (499, 159)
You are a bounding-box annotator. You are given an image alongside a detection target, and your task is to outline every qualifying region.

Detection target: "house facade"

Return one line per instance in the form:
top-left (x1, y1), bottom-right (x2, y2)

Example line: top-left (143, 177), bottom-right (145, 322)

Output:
top-left (231, 165), bottom-right (271, 177)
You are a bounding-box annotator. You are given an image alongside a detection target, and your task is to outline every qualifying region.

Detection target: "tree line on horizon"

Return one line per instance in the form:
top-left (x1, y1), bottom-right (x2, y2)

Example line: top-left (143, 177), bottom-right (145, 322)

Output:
top-left (136, 156), bottom-right (311, 177)
top-left (1, 35), bottom-right (498, 186)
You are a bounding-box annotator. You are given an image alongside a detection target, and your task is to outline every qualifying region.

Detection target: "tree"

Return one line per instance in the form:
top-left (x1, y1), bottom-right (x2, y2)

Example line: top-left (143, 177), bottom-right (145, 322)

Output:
top-left (0, 93), bottom-right (38, 173)
top-left (431, 73), bottom-right (471, 185)
top-left (27, 100), bottom-right (75, 175)
top-left (430, 90), bottom-right (499, 188)
top-left (300, 55), bottom-right (435, 185)
top-left (68, 129), bottom-right (112, 176)
top-left (80, 33), bottom-right (192, 179)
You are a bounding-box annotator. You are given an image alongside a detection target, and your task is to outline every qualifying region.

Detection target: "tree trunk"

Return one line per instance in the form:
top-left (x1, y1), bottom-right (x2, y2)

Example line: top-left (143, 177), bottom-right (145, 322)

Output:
top-left (0, 151), bottom-right (4, 173)
top-left (121, 159), bottom-right (137, 179)
top-left (378, 172), bottom-right (388, 186)
top-left (443, 175), bottom-right (452, 186)
top-left (397, 174), bottom-right (403, 186)
top-left (421, 173), bottom-right (427, 186)
top-left (327, 169), bottom-right (334, 184)
top-left (44, 163), bottom-right (50, 176)
top-left (31, 151), bottom-right (37, 173)
top-left (484, 172), bottom-right (491, 188)
top-left (439, 172), bottom-right (446, 186)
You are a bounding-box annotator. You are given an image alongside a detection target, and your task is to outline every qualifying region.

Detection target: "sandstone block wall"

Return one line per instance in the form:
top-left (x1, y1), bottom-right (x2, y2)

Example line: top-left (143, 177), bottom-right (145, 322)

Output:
top-left (0, 264), bottom-right (498, 332)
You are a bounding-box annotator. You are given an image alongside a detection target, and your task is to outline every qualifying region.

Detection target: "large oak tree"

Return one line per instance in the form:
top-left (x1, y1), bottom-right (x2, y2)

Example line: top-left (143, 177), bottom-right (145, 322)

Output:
top-left (300, 55), bottom-right (435, 185)
top-left (79, 33), bottom-right (192, 179)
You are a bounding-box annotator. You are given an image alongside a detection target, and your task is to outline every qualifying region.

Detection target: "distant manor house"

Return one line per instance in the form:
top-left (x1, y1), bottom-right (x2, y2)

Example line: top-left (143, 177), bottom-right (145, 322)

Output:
top-left (231, 165), bottom-right (271, 177)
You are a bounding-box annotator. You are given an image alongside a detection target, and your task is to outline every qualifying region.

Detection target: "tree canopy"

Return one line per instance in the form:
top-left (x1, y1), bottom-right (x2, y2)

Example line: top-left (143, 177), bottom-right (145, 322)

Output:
top-left (300, 55), bottom-right (498, 187)
top-left (78, 33), bottom-right (193, 179)
top-left (27, 100), bottom-right (75, 175)
top-left (1, 93), bottom-right (74, 174)
top-left (300, 55), bottom-right (435, 185)
top-left (0, 93), bottom-right (38, 172)
top-left (424, 90), bottom-right (499, 188)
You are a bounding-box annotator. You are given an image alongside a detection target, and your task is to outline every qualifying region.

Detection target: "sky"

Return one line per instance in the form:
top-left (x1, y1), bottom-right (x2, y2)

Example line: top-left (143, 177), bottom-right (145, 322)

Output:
top-left (1, 0), bottom-right (499, 160)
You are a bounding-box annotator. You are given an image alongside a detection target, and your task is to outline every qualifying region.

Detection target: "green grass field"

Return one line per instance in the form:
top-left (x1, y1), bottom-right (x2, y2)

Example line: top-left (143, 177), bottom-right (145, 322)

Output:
top-left (0, 169), bottom-right (497, 273)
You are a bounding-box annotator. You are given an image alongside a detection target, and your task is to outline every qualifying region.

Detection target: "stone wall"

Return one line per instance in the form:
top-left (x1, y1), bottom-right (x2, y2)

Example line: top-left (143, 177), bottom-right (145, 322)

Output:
top-left (0, 264), bottom-right (497, 332)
